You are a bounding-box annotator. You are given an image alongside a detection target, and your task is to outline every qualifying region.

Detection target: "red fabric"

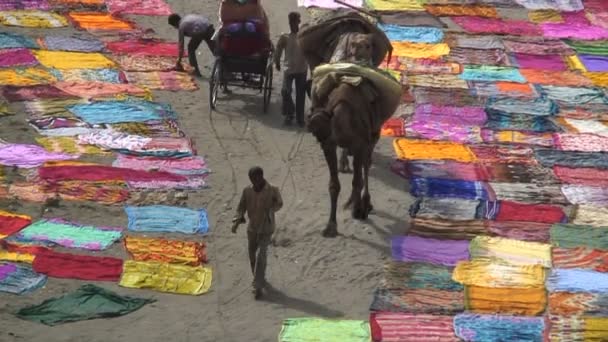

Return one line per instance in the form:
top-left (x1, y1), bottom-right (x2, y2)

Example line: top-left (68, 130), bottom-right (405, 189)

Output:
top-left (39, 165), bottom-right (187, 183)
top-left (0, 214), bottom-right (32, 237)
top-left (1, 85), bottom-right (75, 102)
top-left (0, 241), bottom-right (49, 255)
top-left (496, 201), bottom-right (565, 224)
top-left (106, 39), bottom-right (184, 57)
top-left (554, 165), bottom-right (608, 187)
top-left (33, 250), bottom-right (123, 281)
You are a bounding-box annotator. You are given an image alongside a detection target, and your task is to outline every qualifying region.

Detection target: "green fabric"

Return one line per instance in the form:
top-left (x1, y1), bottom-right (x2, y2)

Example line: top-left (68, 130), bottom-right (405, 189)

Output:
top-left (16, 284), bottom-right (155, 326)
top-left (566, 40), bottom-right (608, 56)
top-left (279, 318), bottom-right (371, 342)
top-left (551, 224), bottom-right (608, 249)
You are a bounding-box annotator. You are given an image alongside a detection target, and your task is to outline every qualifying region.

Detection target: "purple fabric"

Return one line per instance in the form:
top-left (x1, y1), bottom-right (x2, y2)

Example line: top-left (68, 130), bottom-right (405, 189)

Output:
top-left (0, 48), bottom-right (38, 68)
top-left (391, 236), bottom-right (470, 266)
top-left (579, 54), bottom-right (608, 72)
top-left (0, 143), bottom-right (77, 168)
top-left (514, 53), bottom-right (566, 71)
top-left (42, 36), bottom-right (105, 53)
top-left (0, 263), bottom-right (17, 281)
top-left (413, 104), bottom-right (487, 125)
top-left (406, 121), bottom-right (482, 144)
top-left (541, 23), bottom-right (608, 40)
top-left (0, 0), bottom-right (49, 10)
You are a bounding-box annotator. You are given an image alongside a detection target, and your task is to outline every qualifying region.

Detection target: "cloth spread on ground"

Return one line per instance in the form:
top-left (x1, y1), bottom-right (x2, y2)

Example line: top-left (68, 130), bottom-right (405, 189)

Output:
top-left (38, 163), bottom-right (187, 183)
top-left (410, 198), bottom-right (480, 221)
top-left (572, 205), bottom-right (608, 227)
top-left (279, 317), bottom-right (371, 342)
top-left (36, 136), bottom-right (107, 155)
top-left (2, 85), bottom-right (75, 102)
top-left (0, 210), bottom-right (32, 238)
top-left (406, 74), bottom-right (469, 89)
top-left (49, 68), bottom-right (122, 84)
top-left (424, 4), bottom-right (498, 17)
top-left (32, 249), bottom-right (123, 281)
top-left (0, 262), bottom-right (46, 294)
top-left (68, 100), bottom-right (174, 125)
top-left (452, 16), bottom-right (542, 36)
top-left (489, 182), bottom-right (567, 204)
top-left (113, 155), bottom-right (208, 175)
top-left (54, 82), bottom-right (148, 100)
top-left (111, 55), bottom-right (178, 71)
top-left (105, 0), bottom-right (171, 15)
top-left (469, 236), bottom-right (552, 267)
top-left (0, 0), bottom-right (50, 11)
top-left (0, 48), bottom-right (38, 68)
top-left (0, 10), bottom-right (68, 27)
top-left (68, 11), bottom-right (134, 30)
top-left (453, 259), bottom-right (546, 288)
top-left (39, 35), bottom-right (104, 52)
top-left (370, 287), bottom-right (464, 314)
top-left (391, 42), bottom-right (450, 59)
top-left (410, 177), bottom-right (492, 200)
top-left (78, 131), bottom-right (194, 157)
top-left (119, 260), bottom-right (212, 295)
top-left (554, 166), bottom-right (608, 187)
top-left (370, 312), bottom-right (459, 342)
top-left (552, 247), bottom-right (608, 272)
top-left (454, 313), bottom-right (545, 342)
top-left (464, 286), bottom-right (547, 316)
top-left (379, 24), bottom-right (443, 44)
top-left (365, 0), bottom-right (424, 11)
top-left (124, 236), bottom-right (206, 266)
top-left (0, 143), bottom-right (76, 168)
top-left (105, 39), bottom-right (181, 57)
top-left (32, 50), bottom-right (115, 70)
top-left (408, 217), bottom-right (487, 240)
top-left (393, 139), bottom-right (477, 162)
top-left (551, 224), bottom-right (608, 249)
top-left (0, 32), bottom-right (37, 49)
top-left (382, 261), bottom-right (463, 291)
top-left (0, 68), bottom-right (56, 86)
top-left (15, 284), bottom-right (154, 326)
top-left (14, 219), bottom-right (122, 250)
top-left (460, 65), bottom-right (526, 83)
top-left (549, 292), bottom-right (608, 315)
top-left (549, 315), bottom-right (608, 341)
top-left (391, 236), bottom-right (469, 266)
top-left (298, 0), bottom-right (362, 8)
top-left (547, 268), bottom-right (608, 293)
top-left (125, 205), bottom-right (209, 234)
top-left (536, 149), bottom-right (608, 169)
top-left (124, 71), bottom-right (198, 91)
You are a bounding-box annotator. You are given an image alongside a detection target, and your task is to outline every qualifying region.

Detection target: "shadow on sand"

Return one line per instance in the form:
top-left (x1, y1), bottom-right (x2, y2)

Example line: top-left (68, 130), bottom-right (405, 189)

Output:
top-left (260, 283), bottom-right (345, 318)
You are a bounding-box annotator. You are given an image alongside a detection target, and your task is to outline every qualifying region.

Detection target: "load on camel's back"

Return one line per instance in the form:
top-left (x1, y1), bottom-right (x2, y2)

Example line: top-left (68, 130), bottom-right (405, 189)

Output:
top-left (297, 11), bottom-right (402, 237)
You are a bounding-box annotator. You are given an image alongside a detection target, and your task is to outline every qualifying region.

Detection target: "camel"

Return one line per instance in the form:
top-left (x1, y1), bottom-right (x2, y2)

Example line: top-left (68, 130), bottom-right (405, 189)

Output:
top-left (298, 12), bottom-right (401, 237)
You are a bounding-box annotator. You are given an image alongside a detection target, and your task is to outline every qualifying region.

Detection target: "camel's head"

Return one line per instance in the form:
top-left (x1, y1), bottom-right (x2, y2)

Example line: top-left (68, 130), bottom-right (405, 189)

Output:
top-left (348, 33), bottom-right (373, 64)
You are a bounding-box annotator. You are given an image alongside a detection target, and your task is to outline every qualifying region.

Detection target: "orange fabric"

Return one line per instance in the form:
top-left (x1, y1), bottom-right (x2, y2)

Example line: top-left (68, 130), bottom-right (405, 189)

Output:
top-left (68, 12), bottom-right (133, 30)
top-left (496, 82), bottom-right (534, 94)
top-left (584, 72), bottom-right (608, 87)
top-left (549, 292), bottom-right (598, 315)
top-left (54, 82), bottom-right (148, 100)
top-left (465, 286), bottom-right (547, 316)
top-left (125, 236), bottom-right (207, 266)
top-left (521, 69), bottom-right (593, 87)
top-left (393, 138), bottom-right (477, 162)
top-left (424, 5), bottom-right (498, 18)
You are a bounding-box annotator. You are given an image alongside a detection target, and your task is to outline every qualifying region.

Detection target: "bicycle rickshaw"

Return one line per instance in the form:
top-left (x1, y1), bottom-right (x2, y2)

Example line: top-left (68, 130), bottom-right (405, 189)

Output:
top-left (209, 6), bottom-right (273, 113)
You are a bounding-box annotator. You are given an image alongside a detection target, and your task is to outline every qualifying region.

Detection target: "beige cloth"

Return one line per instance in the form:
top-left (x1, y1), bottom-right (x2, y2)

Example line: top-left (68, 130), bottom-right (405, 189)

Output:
top-left (235, 183), bottom-right (283, 234)
top-left (275, 32), bottom-right (308, 74)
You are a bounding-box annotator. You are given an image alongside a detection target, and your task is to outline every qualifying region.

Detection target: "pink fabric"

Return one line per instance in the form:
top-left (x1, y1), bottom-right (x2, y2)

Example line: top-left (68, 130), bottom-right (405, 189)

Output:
top-left (0, 48), bottom-right (38, 68)
top-left (514, 53), bottom-right (566, 71)
top-left (128, 176), bottom-right (207, 190)
top-left (562, 11), bottom-right (590, 25)
top-left (584, 0), bottom-right (608, 10)
top-left (106, 40), bottom-right (182, 57)
top-left (1, 85), bottom-right (74, 102)
top-left (0, 144), bottom-right (76, 168)
top-left (413, 104), bottom-right (487, 125)
top-left (105, 0), bottom-right (171, 15)
top-left (554, 133), bottom-right (608, 152)
top-left (554, 165), bottom-right (608, 187)
top-left (587, 11), bottom-right (608, 29)
top-left (113, 155), bottom-right (208, 174)
top-left (54, 81), bottom-right (147, 99)
top-left (406, 121), bottom-right (482, 144)
top-left (452, 17), bottom-right (542, 36)
top-left (541, 23), bottom-right (608, 40)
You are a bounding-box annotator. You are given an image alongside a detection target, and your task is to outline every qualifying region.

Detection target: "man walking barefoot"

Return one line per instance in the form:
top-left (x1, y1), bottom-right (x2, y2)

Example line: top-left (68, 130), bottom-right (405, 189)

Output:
top-left (168, 13), bottom-right (215, 77)
top-left (275, 12), bottom-right (308, 127)
top-left (232, 167), bottom-right (283, 299)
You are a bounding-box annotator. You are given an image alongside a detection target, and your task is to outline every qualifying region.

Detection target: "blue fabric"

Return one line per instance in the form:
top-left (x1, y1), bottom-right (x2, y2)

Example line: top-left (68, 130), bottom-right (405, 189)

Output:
top-left (454, 313), bottom-right (545, 342)
top-left (0, 262), bottom-right (47, 295)
top-left (460, 66), bottom-right (526, 83)
top-left (125, 205), bottom-right (209, 234)
top-left (486, 97), bottom-right (558, 116)
top-left (49, 68), bottom-right (122, 84)
top-left (379, 24), bottom-right (444, 43)
top-left (538, 85), bottom-right (608, 105)
top-left (485, 109), bottom-right (562, 133)
top-left (68, 100), bottom-right (176, 125)
top-left (548, 269), bottom-right (608, 293)
top-left (410, 177), bottom-right (492, 200)
top-left (535, 149), bottom-right (608, 169)
top-left (43, 35), bottom-right (105, 52)
top-left (0, 32), bottom-right (37, 49)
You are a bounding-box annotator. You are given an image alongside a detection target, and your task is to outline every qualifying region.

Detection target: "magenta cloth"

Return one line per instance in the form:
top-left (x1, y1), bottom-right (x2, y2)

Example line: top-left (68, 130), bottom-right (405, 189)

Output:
top-left (0, 48), bottom-right (38, 68)
top-left (0, 0), bottom-right (49, 10)
top-left (0, 143), bottom-right (77, 168)
top-left (105, 0), bottom-right (171, 15)
top-left (391, 236), bottom-right (470, 266)
top-left (513, 53), bottom-right (566, 71)
top-left (585, 0), bottom-right (608, 10)
top-left (113, 155), bottom-right (208, 175)
top-left (562, 11), bottom-right (590, 25)
top-left (2, 85), bottom-right (75, 102)
top-left (452, 17), bottom-right (542, 36)
top-left (555, 133), bottom-right (608, 152)
top-left (413, 104), bottom-right (487, 125)
top-left (541, 23), bottom-right (608, 40)
top-left (587, 11), bottom-right (608, 29)
top-left (579, 54), bottom-right (608, 72)
top-left (406, 121), bottom-right (482, 144)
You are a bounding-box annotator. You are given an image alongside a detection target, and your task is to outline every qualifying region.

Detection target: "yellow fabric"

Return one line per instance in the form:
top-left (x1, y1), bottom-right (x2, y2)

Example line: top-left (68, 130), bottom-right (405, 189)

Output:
top-left (124, 236), bottom-right (206, 266)
top-left (583, 72), bottom-right (608, 87)
top-left (465, 286), bottom-right (547, 316)
top-left (470, 236), bottom-right (552, 268)
top-left (391, 42), bottom-right (450, 59)
top-left (365, 0), bottom-right (424, 11)
top-left (32, 50), bottom-right (115, 70)
top-left (495, 130), bottom-right (553, 144)
top-left (0, 68), bottom-right (56, 86)
top-left (0, 10), bottom-right (68, 28)
top-left (565, 55), bottom-right (587, 72)
top-left (528, 10), bottom-right (563, 23)
top-left (424, 5), bottom-right (498, 18)
top-left (36, 137), bottom-right (108, 155)
top-left (0, 210), bottom-right (31, 221)
top-left (453, 259), bottom-right (546, 289)
top-left (0, 101), bottom-right (13, 116)
top-left (0, 250), bottom-right (35, 263)
top-left (119, 260), bottom-right (212, 295)
top-left (406, 74), bottom-right (469, 89)
top-left (68, 12), bottom-right (134, 30)
top-left (585, 317), bottom-right (608, 340)
top-left (393, 138), bottom-right (477, 162)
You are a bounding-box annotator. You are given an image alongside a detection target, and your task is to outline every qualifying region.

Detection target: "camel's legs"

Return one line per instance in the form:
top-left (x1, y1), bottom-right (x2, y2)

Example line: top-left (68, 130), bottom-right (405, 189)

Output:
top-left (338, 148), bottom-right (352, 173)
top-left (321, 141), bottom-right (340, 238)
top-left (361, 147), bottom-right (373, 219)
top-left (350, 149), bottom-right (365, 220)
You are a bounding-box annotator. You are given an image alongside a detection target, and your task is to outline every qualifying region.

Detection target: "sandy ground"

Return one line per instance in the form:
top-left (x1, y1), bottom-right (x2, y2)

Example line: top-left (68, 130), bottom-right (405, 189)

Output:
top-left (0, 1), bottom-right (411, 341)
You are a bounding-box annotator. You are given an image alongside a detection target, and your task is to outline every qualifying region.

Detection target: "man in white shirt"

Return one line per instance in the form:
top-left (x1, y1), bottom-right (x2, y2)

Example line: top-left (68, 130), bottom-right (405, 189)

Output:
top-left (168, 13), bottom-right (215, 77)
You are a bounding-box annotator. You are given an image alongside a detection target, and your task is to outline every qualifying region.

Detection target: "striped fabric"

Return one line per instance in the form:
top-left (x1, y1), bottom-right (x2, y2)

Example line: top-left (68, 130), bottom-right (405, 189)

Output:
top-left (370, 312), bottom-right (459, 342)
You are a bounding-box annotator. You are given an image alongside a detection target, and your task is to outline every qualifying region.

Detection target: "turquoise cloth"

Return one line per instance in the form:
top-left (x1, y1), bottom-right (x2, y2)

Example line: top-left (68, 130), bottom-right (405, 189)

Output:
top-left (0, 32), bottom-right (38, 49)
top-left (379, 24), bottom-right (444, 43)
top-left (125, 205), bottom-right (210, 234)
top-left (68, 100), bottom-right (176, 125)
top-left (454, 313), bottom-right (545, 342)
top-left (460, 66), bottom-right (526, 83)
